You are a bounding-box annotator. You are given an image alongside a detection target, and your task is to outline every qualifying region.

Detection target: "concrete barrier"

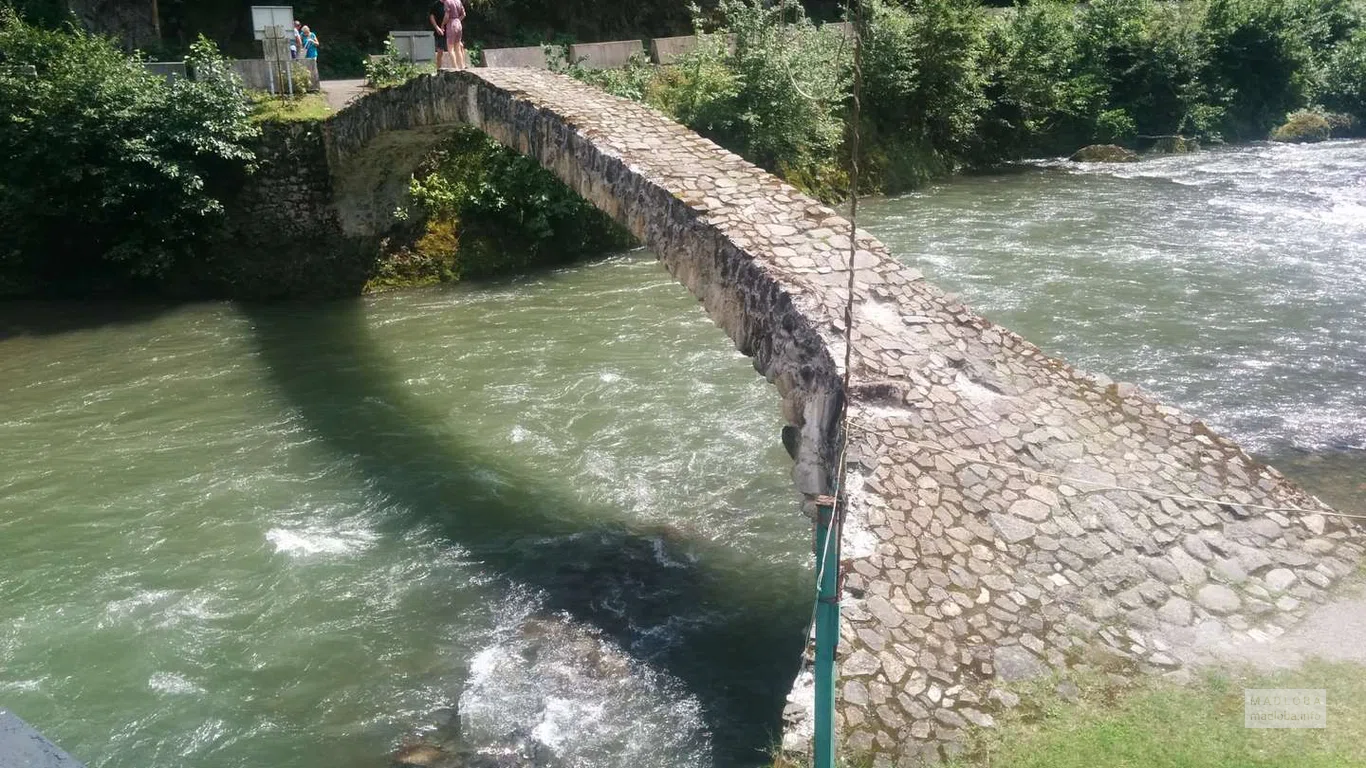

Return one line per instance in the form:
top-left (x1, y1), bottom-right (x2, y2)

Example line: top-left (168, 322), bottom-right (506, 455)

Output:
top-left (649, 35), bottom-right (698, 64)
top-left (479, 45), bottom-right (550, 69)
top-left (824, 21), bottom-right (854, 38)
top-left (0, 710), bottom-right (86, 768)
top-left (389, 31), bottom-right (436, 63)
top-left (567, 40), bottom-right (645, 69)
top-left (143, 61), bottom-right (188, 83)
top-left (229, 59), bottom-right (320, 92)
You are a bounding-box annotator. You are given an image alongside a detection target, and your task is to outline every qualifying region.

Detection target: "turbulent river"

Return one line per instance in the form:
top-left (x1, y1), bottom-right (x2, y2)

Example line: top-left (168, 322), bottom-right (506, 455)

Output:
top-left (2, 139), bottom-right (1363, 768)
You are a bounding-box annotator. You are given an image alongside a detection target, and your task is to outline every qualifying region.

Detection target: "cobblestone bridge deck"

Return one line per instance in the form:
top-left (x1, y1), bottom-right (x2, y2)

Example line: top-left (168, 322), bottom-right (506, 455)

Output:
top-left (324, 69), bottom-right (1364, 764)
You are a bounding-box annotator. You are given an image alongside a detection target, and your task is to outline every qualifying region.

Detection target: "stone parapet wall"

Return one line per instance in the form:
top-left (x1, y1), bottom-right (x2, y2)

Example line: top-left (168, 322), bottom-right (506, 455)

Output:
top-left (170, 122), bottom-right (371, 299)
top-left (321, 70), bottom-right (1364, 765)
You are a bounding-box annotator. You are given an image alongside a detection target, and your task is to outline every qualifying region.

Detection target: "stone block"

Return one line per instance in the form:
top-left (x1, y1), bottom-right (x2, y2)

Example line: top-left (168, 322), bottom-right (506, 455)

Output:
top-left (0, 709), bottom-right (86, 767)
top-left (227, 58), bottom-right (320, 93)
top-left (143, 61), bottom-right (187, 83)
top-left (388, 31), bottom-right (437, 63)
top-left (825, 21), bottom-right (855, 38)
top-left (650, 35), bottom-right (698, 64)
top-left (480, 46), bottom-right (551, 69)
top-left (568, 40), bottom-right (646, 70)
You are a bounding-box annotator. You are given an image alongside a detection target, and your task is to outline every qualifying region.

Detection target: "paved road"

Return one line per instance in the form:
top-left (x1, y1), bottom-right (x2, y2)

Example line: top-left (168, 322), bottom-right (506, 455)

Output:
top-left (320, 79), bottom-right (368, 112)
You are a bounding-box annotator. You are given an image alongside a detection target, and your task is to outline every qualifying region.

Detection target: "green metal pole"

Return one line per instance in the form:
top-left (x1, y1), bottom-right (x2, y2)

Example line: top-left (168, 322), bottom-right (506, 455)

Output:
top-left (814, 497), bottom-right (840, 768)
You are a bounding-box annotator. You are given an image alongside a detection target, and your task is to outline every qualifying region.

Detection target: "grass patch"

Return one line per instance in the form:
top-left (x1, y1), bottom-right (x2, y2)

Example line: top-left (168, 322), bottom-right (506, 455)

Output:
top-left (949, 661), bottom-right (1366, 768)
top-left (249, 93), bottom-right (332, 123)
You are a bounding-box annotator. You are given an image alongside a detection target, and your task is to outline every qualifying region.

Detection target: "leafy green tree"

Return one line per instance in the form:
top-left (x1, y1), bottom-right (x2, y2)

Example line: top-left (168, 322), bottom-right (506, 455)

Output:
top-left (1320, 27), bottom-right (1366, 123)
top-left (977, 1), bottom-right (1093, 157)
top-left (0, 10), bottom-right (257, 294)
top-left (665, 0), bottom-right (850, 179)
top-left (1202, 0), bottom-right (1317, 140)
top-left (406, 127), bottom-right (633, 280)
top-left (860, 0), bottom-right (987, 183)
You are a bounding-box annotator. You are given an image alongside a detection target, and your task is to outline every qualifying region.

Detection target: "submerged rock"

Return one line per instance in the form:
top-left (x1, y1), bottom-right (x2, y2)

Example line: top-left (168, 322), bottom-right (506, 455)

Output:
top-left (392, 728), bottom-right (561, 768)
top-left (1149, 136), bottom-right (1200, 155)
top-left (1069, 144), bottom-right (1139, 163)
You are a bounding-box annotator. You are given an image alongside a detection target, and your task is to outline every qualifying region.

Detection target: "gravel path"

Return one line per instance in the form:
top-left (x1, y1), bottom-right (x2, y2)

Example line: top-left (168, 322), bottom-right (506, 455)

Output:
top-left (1175, 578), bottom-right (1366, 671)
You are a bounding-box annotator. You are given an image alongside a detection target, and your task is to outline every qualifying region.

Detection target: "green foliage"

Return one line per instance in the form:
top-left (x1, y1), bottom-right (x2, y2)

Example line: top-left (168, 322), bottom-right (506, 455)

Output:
top-left (559, 51), bottom-right (658, 101)
top-left (1321, 26), bottom-right (1366, 121)
top-left (1095, 108), bottom-right (1137, 142)
top-left (859, 0), bottom-right (987, 187)
top-left (0, 12), bottom-right (258, 294)
top-left (250, 92), bottom-right (332, 123)
top-left (364, 37), bottom-right (423, 89)
top-left (977, 1), bottom-right (1089, 158)
top-left (406, 127), bottom-right (634, 281)
top-left (1271, 109), bottom-right (1332, 142)
top-left (1202, 0), bottom-right (1317, 139)
top-left (664, 0), bottom-right (850, 178)
top-left (944, 661), bottom-right (1366, 768)
top-left (975, 0), bottom-right (1364, 157)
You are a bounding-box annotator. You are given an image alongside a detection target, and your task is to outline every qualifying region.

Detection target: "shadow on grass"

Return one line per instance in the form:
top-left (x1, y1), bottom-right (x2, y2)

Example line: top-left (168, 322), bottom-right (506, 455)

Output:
top-left (242, 299), bottom-right (809, 767)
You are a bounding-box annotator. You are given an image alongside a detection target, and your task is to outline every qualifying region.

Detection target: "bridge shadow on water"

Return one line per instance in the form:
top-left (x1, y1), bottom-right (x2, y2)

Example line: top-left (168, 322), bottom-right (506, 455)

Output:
top-left (242, 300), bottom-right (810, 767)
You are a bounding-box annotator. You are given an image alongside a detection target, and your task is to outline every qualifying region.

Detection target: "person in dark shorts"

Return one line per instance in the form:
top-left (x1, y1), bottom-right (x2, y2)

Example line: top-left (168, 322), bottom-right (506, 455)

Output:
top-left (429, 1), bottom-right (450, 70)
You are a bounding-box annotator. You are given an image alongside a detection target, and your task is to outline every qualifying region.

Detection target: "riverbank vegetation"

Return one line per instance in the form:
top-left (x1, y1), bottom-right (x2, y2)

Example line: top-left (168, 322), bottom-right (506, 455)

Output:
top-left (0, 9), bottom-right (258, 296)
top-left (568, 0), bottom-right (1366, 201)
top-left (3, 0), bottom-right (1365, 296)
top-left (936, 660), bottom-right (1366, 768)
top-left (368, 127), bottom-right (635, 291)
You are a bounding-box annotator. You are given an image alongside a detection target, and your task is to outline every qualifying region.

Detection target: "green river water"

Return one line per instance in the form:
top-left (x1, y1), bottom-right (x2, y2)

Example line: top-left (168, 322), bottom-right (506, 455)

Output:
top-left (2, 139), bottom-right (1363, 767)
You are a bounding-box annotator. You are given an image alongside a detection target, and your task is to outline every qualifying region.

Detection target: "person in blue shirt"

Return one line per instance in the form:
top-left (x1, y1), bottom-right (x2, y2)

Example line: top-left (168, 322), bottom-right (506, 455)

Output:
top-left (301, 25), bottom-right (320, 61)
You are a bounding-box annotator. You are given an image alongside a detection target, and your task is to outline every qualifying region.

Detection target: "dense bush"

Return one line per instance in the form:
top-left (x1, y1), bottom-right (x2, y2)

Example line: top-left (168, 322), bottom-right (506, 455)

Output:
top-left (975, 0), bottom-right (1364, 156)
top-left (364, 36), bottom-right (424, 88)
top-left (404, 127), bottom-right (634, 281)
top-left (1320, 27), bottom-right (1366, 123)
top-left (859, 0), bottom-right (986, 188)
top-left (673, 0), bottom-right (849, 180)
top-left (1270, 109), bottom-right (1332, 142)
top-left (0, 11), bottom-right (257, 295)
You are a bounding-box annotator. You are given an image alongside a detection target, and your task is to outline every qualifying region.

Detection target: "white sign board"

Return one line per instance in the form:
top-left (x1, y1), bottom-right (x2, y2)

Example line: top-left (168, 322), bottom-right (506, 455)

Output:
top-left (251, 6), bottom-right (294, 41)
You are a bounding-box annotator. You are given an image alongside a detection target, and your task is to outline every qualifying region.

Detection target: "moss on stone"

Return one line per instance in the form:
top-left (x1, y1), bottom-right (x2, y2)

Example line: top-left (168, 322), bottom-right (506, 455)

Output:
top-left (1069, 144), bottom-right (1139, 163)
top-left (1271, 111), bottom-right (1332, 143)
top-left (1148, 136), bottom-right (1200, 155)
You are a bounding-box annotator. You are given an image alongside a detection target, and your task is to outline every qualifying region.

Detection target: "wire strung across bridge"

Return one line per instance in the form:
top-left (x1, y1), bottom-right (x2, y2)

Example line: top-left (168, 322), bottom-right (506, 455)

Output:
top-left (798, 0), bottom-right (866, 766)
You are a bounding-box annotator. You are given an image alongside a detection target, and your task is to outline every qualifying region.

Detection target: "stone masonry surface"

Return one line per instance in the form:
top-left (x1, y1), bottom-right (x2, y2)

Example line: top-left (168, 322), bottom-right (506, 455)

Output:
top-left (322, 70), bottom-right (1364, 765)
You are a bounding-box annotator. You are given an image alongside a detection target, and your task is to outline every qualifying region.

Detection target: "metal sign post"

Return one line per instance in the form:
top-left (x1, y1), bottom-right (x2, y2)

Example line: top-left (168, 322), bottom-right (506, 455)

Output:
top-left (262, 25), bottom-right (293, 97)
top-left (813, 494), bottom-right (841, 768)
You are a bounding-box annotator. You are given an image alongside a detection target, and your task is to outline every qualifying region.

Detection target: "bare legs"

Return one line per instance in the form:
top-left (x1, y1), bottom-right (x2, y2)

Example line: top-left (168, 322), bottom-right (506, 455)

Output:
top-left (455, 42), bottom-right (467, 70)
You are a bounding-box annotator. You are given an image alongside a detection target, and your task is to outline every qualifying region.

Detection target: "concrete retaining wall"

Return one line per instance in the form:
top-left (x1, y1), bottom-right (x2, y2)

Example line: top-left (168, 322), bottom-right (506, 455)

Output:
top-left (567, 40), bottom-right (645, 69)
top-left (229, 59), bottom-right (320, 93)
top-left (480, 45), bottom-right (551, 69)
top-left (0, 710), bottom-right (86, 768)
top-left (143, 61), bottom-right (188, 82)
top-left (649, 35), bottom-right (699, 64)
top-left (389, 31), bottom-right (437, 63)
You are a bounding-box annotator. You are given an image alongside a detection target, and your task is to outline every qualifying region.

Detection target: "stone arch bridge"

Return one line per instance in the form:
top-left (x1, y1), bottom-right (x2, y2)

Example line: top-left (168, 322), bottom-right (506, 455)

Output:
top-left (316, 70), bottom-right (1361, 764)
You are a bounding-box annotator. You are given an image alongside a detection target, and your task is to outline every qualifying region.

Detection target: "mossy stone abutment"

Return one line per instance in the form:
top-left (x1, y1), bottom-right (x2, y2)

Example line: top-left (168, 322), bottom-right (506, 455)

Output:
top-left (264, 69), bottom-right (1362, 764)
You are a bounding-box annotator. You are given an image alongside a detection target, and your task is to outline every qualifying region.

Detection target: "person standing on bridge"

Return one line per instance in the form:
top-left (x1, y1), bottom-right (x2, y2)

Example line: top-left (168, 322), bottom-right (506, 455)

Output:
top-left (301, 25), bottom-right (321, 63)
top-left (442, 0), bottom-right (467, 70)
top-left (429, 1), bottom-right (451, 70)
